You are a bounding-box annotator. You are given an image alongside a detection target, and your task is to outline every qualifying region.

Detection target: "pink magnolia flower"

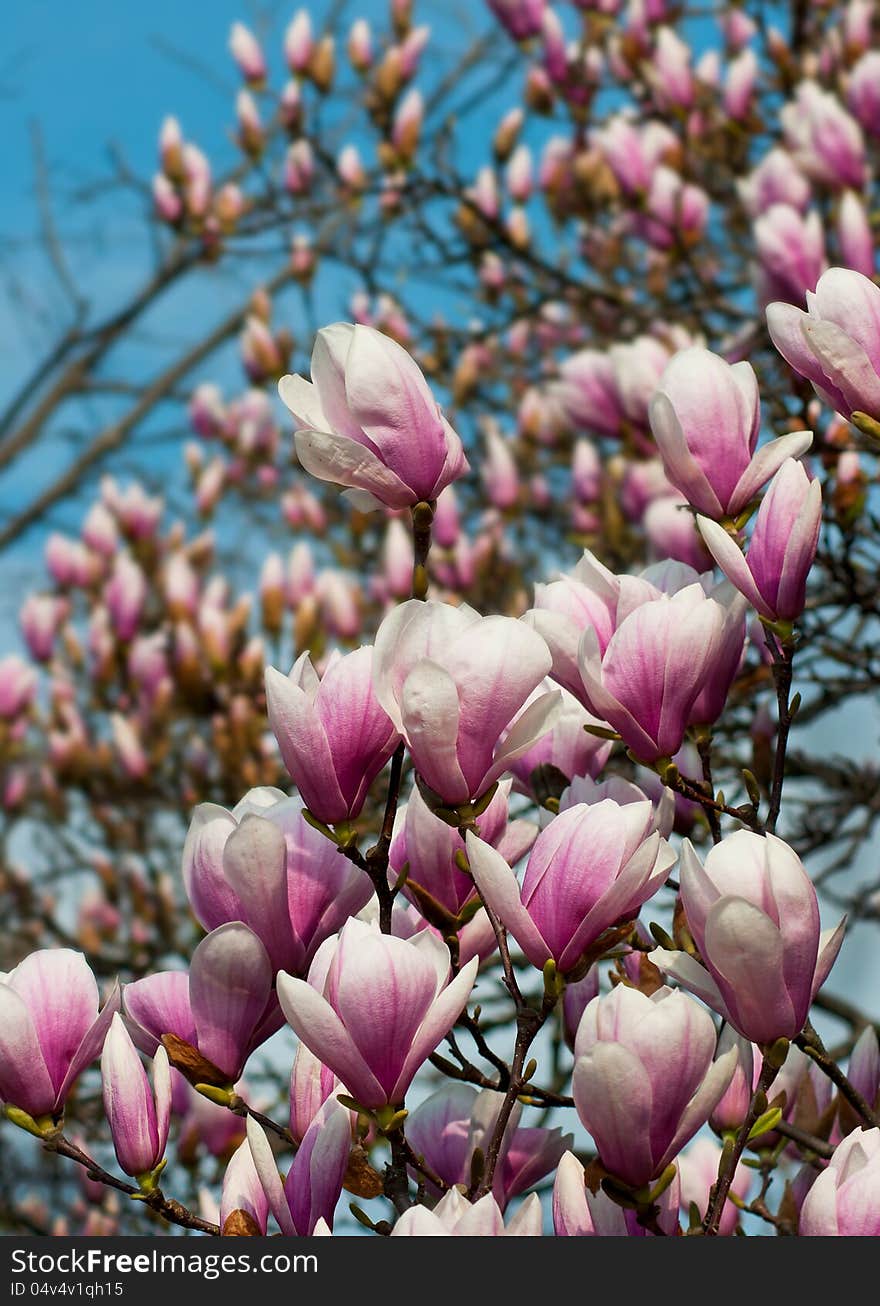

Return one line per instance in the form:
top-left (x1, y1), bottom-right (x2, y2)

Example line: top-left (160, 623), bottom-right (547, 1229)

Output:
top-left (526, 552), bottom-right (734, 708)
top-left (392, 89), bottom-right (423, 162)
top-left (391, 1187), bottom-right (542, 1235)
top-left (766, 267), bottom-right (880, 422)
top-left (781, 80), bottom-right (866, 190)
top-left (648, 27), bottom-right (695, 110)
top-left (123, 923), bottom-right (282, 1083)
top-left (182, 790), bottom-right (373, 975)
top-left (101, 477), bottom-right (163, 538)
top-left (103, 553), bottom-right (147, 642)
top-left (755, 204), bottom-right (826, 307)
top-left (101, 1015), bottom-right (170, 1181)
top-left (710, 1026), bottom-right (760, 1133)
top-left (0, 950), bottom-right (120, 1122)
top-left (553, 1150), bottom-right (681, 1236)
top-left (284, 140), bottom-right (315, 195)
top-left (481, 427), bottom-right (520, 509)
top-left (650, 831), bottom-right (845, 1044)
top-left (347, 19), bottom-right (373, 70)
top-left (284, 9), bottom-right (314, 72)
top-left (593, 116), bottom-right (677, 198)
top-left (555, 350), bottom-right (623, 437)
top-left (524, 550), bottom-right (626, 697)
top-left (373, 600), bottom-right (560, 808)
top-left (405, 1084), bottom-right (570, 1208)
top-left (265, 647), bottom-right (400, 825)
top-left (643, 494), bottom-right (712, 571)
top-left (276, 918), bottom-right (478, 1109)
top-left (635, 168), bottom-right (708, 250)
top-left (572, 985), bottom-right (737, 1188)
top-left (800, 1128), bottom-right (880, 1235)
top-left (245, 1102), bottom-right (350, 1235)
top-left (698, 458), bottom-right (822, 623)
top-left (153, 175), bottom-right (182, 223)
top-left (724, 48), bottom-right (757, 120)
top-left (279, 324), bottom-right (468, 510)
top-left (575, 583), bottom-right (735, 763)
top-left (648, 347), bottom-right (813, 520)
top-left (466, 799), bottom-right (675, 975)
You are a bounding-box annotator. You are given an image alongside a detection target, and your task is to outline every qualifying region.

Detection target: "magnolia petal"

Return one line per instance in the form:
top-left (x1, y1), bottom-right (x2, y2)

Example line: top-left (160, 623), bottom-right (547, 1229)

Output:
top-left (246, 1116), bottom-right (296, 1236)
top-left (294, 429), bottom-right (414, 509)
top-left (728, 429), bottom-right (814, 514)
top-left (182, 805), bottom-right (242, 933)
top-left (576, 628), bottom-right (657, 761)
top-left (264, 667), bottom-right (347, 821)
top-left (101, 1014), bottom-right (159, 1176)
top-left (222, 815), bottom-right (296, 972)
top-left (400, 660), bottom-right (469, 803)
top-left (221, 1139), bottom-right (269, 1232)
top-left (697, 516), bottom-right (769, 617)
top-left (0, 984), bottom-right (55, 1116)
top-left (392, 957), bottom-right (479, 1104)
top-left (482, 690), bottom-right (563, 790)
top-left (573, 1042), bottom-right (657, 1187)
top-left (465, 831), bottom-right (550, 969)
top-left (505, 1192), bottom-right (543, 1236)
top-left (803, 318), bottom-right (880, 416)
top-left (812, 918), bottom-right (846, 998)
top-left (276, 972), bottom-right (384, 1108)
top-left (190, 924), bottom-right (273, 1081)
top-left (277, 373), bottom-right (329, 432)
top-left (658, 1045), bottom-right (739, 1174)
top-left (647, 947), bottom-right (732, 1022)
top-left (122, 972), bottom-right (196, 1057)
top-left (56, 979), bottom-right (122, 1110)
top-left (648, 391), bottom-right (723, 518)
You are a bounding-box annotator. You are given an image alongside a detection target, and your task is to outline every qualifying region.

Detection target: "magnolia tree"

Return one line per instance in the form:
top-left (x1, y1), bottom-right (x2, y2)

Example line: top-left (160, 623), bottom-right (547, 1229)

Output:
top-left (2, 0), bottom-right (880, 1239)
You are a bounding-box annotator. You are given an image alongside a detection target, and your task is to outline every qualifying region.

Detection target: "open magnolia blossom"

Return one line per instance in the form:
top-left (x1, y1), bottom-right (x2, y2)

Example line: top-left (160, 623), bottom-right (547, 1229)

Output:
top-left (264, 646), bottom-right (400, 824)
top-left (279, 323), bottom-right (469, 510)
top-left (698, 458), bottom-right (822, 624)
top-left (466, 798), bottom-right (675, 975)
top-left (276, 918), bottom-right (478, 1110)
top-left (649, 346), bottom-right (813, 520)
top-left (373, 598), bottom-right (561, 808)
top-left (575, 583), bottom-right (740, 763)
top-left (799, 1128), bottom-right (880, 1236)
top-left (572, 985), bottom-right (738, 1189)
top-left (0, 951), bottom-right (120, 1124)
top-left (649, 831), bottom-right (846, 1044)
top-left (767, 266), bottom-right (880, 424)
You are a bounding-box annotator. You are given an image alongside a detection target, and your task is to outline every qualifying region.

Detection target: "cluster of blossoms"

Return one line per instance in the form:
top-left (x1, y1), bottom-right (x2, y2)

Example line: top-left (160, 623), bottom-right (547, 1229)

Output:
top-left (5, 274), bottom-right (880, 1237)
top-left (5, 0), bottom-right (880, 1244)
